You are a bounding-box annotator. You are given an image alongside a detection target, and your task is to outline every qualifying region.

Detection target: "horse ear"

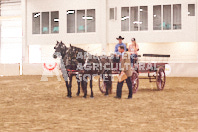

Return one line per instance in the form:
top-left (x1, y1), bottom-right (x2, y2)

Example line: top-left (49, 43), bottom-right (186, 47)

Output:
top-left (70, 44), bottom-right (72, 47)
top-left (60, 41), bottom-right (62, 44)
top-left (57, 41), bottom-right (59, 43)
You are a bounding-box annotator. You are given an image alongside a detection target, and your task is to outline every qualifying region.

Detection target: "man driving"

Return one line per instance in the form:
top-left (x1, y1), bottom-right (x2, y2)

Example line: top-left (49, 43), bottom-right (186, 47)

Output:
top-left (115, 36), bottom-right (126, 55)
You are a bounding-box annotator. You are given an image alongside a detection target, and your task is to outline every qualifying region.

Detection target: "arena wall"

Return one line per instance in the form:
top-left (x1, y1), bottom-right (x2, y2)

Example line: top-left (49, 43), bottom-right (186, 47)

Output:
top-left (0, 64), bottom-right (20, 76)
top-left (16, 0), bottom-right (198, 77)
top-left (22, 63), bottom-right (198, 77)
top-left (0, 63), bottom-right (198, 77)
top-left (108, 42), bottom-right (198, 63)
top-left (26, 0), bottom-right (107, 46)
top-left (24, 0), bottom-right (198, 63)
top-left (107, 0), bottom-right (198, 43)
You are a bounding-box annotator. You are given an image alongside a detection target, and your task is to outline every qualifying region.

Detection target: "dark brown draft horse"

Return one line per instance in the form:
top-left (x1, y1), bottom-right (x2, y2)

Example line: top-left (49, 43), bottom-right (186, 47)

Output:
top-left (53, 41), bottom-right (82, 98)
top-left (66, 45), bottom-right (112, 98)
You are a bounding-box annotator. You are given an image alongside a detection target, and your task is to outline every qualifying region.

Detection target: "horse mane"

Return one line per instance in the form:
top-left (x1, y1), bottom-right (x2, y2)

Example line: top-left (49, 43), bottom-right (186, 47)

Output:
top-left (71, 45), bottom-right (86, 53)
top-left (69, 45), bottom-right (112, 63)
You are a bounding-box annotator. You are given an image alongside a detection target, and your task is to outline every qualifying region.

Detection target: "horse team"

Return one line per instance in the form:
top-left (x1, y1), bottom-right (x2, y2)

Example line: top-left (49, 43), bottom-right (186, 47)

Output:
top-left (53, 41), bottom-right (114, 98)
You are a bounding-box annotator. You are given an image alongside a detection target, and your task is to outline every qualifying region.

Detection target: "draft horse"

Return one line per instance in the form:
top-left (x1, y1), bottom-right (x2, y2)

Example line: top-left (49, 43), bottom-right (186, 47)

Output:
top-left (53, 41), bottom-right (82, 98)
top-left (66, 45), bottom-right (112, 98)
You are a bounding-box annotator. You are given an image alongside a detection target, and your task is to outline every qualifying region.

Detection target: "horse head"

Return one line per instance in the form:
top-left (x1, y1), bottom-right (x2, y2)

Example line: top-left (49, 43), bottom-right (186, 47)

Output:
top-left (65, 45), bottom-right (88, 70)
top-left (53, 41), bottom-right (67, 59)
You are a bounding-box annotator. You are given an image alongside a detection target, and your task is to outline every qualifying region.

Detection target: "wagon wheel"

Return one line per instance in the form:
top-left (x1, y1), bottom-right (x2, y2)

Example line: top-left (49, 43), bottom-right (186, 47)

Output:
top-left (131, 71), bottom-right (139, 93)
top-left (156, 66), bottom-right (166, 90)
top-left (98, 76), bottom-right (106, 93)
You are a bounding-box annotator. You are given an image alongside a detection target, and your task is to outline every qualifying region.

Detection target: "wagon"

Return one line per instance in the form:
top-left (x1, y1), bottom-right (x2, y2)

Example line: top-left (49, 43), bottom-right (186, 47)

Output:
top-left (99, 54), bottom-right (170, 94)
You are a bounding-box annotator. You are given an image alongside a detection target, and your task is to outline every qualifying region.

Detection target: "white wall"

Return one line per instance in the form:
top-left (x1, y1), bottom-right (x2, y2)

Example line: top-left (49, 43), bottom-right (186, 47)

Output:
top-left (0, 1), bottom-right (22, 64)
top-left (107, 0), bottom-right (198, 43)
top-left (108, 42), bottom-right (198, 63)
top-left (20, 63), bottom-right (198, 77)
top-left (26, 0), bottom-right (107, 45)
top-left (25, 0), bottom-right (198, 45)
top-left (0, 64), bottom-right (20, 76)
top-left (107, 0), bottom-right (198, 63)
top-left (21, 0), bottom-right (198, 77)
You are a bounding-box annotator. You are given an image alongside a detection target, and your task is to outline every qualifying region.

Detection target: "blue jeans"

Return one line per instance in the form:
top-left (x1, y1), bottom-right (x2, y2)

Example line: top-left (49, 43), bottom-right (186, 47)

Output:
top-left (116, 77), bottom-right (132, 98)
top-left (130, 54), bottom-right (137, 66)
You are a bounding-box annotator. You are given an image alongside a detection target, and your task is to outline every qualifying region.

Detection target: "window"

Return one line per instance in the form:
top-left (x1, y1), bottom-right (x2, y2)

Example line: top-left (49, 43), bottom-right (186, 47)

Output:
top-left (153, 5), bottom-right (161, 30)
top-left (32, 11), bottom-right (59, 34)
top-left (67, 10), bottom-right (75, 33)
top-left (115, 7), bottom-right (117, 20)
top-left (173, 4), bottom-right (181, 30)
top-left (110, 8), bottom-right (114, 20)
top-left (32, 12), bottom-right (40, 34)
top-left (153, 4), bottom-right (182, 30)
top-left (130, 6), bottom-right (138, 31)
top-left (121, 6), bottom-right (148, 31)
top-left (87, 9), bottom-right (96, 32)
top-left (77, 10), bottom-right (85, 33)
top-left (121, 7), bottom-right (129, 31)
top-left (188, 4), bottom-right (195, 16)
top-left (42, 12), bottom-right (49, 34)
top-left (67, 9), bottom-right (96, 33)
top-left (51, 11), bottom-right (59, 33)
top-left (163, 5), bottom-right (171, 30)
top-left (140, 6), bottom-right (148, 31)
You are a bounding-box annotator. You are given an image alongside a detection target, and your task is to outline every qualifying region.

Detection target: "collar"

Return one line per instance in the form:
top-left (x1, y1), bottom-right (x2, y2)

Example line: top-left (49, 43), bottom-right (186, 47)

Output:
top-left (120, 52), bottom-right (125, 56)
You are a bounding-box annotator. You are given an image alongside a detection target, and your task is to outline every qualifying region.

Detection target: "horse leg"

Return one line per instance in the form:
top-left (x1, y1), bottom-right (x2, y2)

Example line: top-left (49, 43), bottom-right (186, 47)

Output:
top-left (90, 76), bottom-right (94, 98)
top-left (68, 75), bottom-right (73, 98)
top-left (107, 73), bottom-right (112, 94)
top-left (65, 80), bottom-right (70, 97)
top-left (83, 76), bottom-right (88, 98)
top-left (104, 73), bottom-right (109, 96)
top-left (76, 74), bottom-right (81, 96)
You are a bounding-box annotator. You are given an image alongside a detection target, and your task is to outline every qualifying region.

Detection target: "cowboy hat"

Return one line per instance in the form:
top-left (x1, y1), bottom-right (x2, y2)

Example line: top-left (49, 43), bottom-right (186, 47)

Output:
top-left (116, 36), bottom-right (124, 40)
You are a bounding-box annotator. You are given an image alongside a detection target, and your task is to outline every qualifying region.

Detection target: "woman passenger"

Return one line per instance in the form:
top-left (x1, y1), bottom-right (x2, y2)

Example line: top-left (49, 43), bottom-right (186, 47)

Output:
top-left (128, 38), bottom-right (139, 66)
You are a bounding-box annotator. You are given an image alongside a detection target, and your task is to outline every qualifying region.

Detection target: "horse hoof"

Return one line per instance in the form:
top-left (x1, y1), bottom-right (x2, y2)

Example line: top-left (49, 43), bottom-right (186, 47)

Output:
top-left (104, 93), bottom-right (109, 96)
top-left (83, 96), bottom-right (87, 98)
top-left (90, 96), bottom-right (94, 98)
top-left (67, 95), bottom-right (72, 98)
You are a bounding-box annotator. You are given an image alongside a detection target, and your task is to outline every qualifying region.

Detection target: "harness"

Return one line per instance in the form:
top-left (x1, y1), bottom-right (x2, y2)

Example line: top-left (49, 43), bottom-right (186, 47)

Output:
top-left (83, 52), bottom-right (102, 74)
top-left (97, 56), bottom-right (102, 73)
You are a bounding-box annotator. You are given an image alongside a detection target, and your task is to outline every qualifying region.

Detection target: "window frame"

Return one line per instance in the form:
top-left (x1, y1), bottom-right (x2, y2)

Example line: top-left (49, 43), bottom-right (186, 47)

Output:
top-left (121, 6), bottom-right (148, 32)
top-left (32, 11), bottom-right (59, 35)
top-left (41, 12), bottom-right (50, 34)
top-left (153, 5), bottom-right (162, 30)
top-left (110, 8), bottom-right (115, 20)
top-left (32, 12), bottom-right (41, 34)
top-left (66, 9), bottom-right (96, 33)
top-left (153, 4), bottom-right (182, 31)
top-left (173, 4), bottom-right (182, 30)
top-left (188, 4), bottom-right (196, 16)
top-left (51, 11), bottom-right (59, 34)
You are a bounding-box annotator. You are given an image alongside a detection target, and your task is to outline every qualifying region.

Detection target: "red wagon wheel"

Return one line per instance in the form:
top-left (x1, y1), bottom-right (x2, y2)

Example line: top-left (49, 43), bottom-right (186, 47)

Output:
top-left (131, 71), bottom-right (139, 93)
top-left (99, 76), bottom-right (106, 93)
top-left (156, 66), bottom-right (166, 90)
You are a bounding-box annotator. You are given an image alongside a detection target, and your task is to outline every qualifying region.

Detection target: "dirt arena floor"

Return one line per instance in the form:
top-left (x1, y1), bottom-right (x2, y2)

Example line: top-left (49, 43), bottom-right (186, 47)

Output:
top-left (0, 75), bottom-right (198, 132)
